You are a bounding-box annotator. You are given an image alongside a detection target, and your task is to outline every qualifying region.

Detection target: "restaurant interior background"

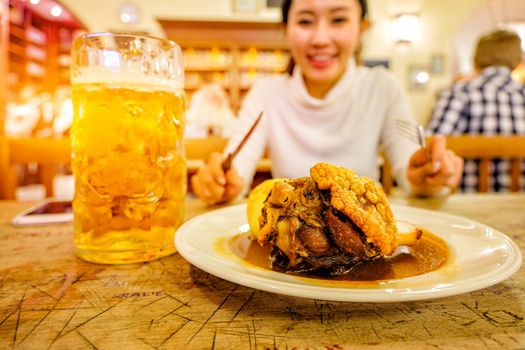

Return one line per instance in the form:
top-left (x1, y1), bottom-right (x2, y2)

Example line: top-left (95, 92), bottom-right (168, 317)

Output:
top-left (0, 0), bottom-right (524, 199)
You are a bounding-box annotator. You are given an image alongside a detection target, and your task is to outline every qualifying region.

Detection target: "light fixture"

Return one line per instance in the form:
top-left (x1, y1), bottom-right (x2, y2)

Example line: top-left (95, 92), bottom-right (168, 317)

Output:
top-left (392, 14), bottom-right (420, 43)
top-left (415, 70), bottom-right (430, 84)
top-left (409, 66), bottom-right (430, 90)
top-left (50, 4), bottom-right (63, 17)
top-left (118, 2), bottom-right (141, 25)
top-left (30, 0), bottom-right (41, 4)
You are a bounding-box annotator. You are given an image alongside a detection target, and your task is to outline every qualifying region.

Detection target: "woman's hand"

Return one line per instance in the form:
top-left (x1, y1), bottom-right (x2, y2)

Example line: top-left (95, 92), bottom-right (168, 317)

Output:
top-left (190, 151), bottom-right (244, 205)
top-left (407, 135), bottom-right (464, 196)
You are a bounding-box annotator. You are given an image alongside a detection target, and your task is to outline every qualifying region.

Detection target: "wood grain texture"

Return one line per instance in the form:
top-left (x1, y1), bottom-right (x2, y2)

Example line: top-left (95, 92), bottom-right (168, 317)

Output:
top-left (0, 0), bottom-right (7, 136)
top-left (0, 194), bottom-right (524, 349)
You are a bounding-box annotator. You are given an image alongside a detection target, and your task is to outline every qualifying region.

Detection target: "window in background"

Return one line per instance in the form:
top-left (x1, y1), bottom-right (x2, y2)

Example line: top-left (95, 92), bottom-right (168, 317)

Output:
top-left (266, 0), bottom-right (284, 7)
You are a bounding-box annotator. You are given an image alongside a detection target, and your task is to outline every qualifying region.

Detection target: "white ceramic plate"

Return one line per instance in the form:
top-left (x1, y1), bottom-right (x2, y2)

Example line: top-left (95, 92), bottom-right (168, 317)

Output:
top-left (175, 204), bottom-right (522, 302)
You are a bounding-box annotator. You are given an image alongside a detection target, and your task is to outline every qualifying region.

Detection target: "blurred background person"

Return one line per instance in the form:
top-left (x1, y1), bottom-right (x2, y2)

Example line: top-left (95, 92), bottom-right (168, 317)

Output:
top-left (5, 86), bottom-right (41, 137)
top-left (185, 82), bottom-right (236, 138)
top-left (52, 86), bottom-right (74, 137)
top-left (427, 29), bottom-right (525, 192)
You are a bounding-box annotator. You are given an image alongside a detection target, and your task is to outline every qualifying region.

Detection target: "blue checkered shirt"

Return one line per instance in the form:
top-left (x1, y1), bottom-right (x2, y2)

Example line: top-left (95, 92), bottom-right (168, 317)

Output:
top-left (427, 66), bottom-right (525, 192)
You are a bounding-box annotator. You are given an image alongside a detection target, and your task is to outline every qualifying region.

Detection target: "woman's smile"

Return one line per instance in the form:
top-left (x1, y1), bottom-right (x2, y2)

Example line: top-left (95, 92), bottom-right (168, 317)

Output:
top-left (307, 53), bottom-right (337, 69)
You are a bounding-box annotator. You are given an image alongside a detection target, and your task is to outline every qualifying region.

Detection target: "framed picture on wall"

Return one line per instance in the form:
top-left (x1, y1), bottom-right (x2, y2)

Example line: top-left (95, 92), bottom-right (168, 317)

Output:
top-left (266, 0), bottom-right (284, 7)
top-left (430, 54), bottom-right (445, 74)
top-left (364, 59), bottom-right (390, 69)
top-left (233, 0), bottom-right (259, 12)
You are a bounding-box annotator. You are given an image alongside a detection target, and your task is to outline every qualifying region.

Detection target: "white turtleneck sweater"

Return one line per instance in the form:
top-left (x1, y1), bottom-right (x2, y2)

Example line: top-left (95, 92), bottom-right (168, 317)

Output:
top-left (225, 60), bottom-right (419, 193)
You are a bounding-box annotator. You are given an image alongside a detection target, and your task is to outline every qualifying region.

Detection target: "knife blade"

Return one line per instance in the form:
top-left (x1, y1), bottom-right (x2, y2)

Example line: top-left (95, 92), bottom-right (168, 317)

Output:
top-left (221, 111), bottom-right (263, 173)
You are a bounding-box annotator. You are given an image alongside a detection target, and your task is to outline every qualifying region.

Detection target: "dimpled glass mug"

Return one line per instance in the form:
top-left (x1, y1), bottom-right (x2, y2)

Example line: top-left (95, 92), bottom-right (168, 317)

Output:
top-left (70, 33), bottom-right (186, 264)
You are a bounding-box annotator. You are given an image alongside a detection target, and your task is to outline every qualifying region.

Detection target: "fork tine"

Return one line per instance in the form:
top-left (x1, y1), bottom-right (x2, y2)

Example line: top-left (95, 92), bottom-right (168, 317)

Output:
top-left (395, 120), bottom-right (417, 134)
top-left (394, 119), bottom-right (416, 131)
top-left (396, 124), bottom-right (418, 137)
top-left (394, 119), bottom-right (411, 126)
top-left (395, 125), bottom-right (416, 137)
top-left (394, 118), bottom-right (429, 159)
top-left (394, 120), bottom-right (419, 142)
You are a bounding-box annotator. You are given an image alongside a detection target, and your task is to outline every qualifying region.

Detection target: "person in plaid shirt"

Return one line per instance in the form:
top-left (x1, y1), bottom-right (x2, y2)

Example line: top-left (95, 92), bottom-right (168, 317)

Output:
top-left (427, 29), bottom-right (525, 192)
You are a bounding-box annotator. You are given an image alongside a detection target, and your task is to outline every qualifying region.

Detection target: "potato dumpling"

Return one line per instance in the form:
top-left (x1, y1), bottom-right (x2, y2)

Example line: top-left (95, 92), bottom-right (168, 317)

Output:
top-left (247, 178), bottom-right (284, 238)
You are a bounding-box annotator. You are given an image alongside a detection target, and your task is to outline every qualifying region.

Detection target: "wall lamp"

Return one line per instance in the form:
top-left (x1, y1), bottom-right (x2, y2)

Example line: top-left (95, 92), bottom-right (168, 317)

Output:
top-left (392, 14), bottom-right (421, 43)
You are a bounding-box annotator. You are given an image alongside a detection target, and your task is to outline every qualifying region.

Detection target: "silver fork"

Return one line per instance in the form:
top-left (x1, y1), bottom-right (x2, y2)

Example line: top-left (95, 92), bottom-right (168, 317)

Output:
top-left (394, 119), bottom-right (431, 160)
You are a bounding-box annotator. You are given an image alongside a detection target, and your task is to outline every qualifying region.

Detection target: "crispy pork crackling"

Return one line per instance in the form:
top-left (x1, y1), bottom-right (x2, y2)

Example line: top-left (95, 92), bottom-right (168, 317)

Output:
top-left (247, 163), bottom-right (421, 276)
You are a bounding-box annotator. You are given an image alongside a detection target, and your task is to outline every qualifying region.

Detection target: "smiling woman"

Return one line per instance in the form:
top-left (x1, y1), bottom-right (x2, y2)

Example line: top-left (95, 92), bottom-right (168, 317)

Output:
top-left (190, 0), bottom-right (464, 206)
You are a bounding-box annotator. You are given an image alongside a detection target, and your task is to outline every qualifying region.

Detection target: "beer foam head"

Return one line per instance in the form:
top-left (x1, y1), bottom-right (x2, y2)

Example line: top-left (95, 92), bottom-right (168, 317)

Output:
top-left (72, 66), bottom-right (183, 92)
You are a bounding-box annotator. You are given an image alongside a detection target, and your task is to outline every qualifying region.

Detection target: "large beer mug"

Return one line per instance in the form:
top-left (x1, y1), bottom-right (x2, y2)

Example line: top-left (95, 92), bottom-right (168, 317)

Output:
top-left (70, 33), bottom-right (186, 264)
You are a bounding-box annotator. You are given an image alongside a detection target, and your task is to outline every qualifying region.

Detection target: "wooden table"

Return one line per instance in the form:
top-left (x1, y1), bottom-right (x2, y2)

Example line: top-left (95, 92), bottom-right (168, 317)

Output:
top-left (1, 193), bottom-right (524, 349)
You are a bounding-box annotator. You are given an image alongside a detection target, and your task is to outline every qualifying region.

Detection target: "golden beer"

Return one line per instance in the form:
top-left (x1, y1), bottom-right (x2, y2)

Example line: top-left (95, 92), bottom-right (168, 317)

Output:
top-left (71, 33), bottom-right (185, 264)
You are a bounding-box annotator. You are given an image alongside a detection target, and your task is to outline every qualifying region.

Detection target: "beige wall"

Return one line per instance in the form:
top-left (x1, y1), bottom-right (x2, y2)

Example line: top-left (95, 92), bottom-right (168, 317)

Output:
top-left (61, 0), bottom-right (281, 36)
top-left (365, 0), bottom-right (485, 123)
top-left (61, 0), bottom-right (487, 124)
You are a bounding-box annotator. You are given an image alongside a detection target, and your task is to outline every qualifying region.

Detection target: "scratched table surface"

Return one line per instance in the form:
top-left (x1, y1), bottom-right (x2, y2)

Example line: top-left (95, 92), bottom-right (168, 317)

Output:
top-left (0, 193), bottom-right (524, 350)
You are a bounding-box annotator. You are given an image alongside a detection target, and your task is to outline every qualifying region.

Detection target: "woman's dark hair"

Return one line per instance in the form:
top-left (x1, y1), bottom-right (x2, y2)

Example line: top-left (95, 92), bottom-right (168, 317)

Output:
top-left (281, 0), bottom-right (368, 24)
top-left (282, 0), bottom-right (368, 74)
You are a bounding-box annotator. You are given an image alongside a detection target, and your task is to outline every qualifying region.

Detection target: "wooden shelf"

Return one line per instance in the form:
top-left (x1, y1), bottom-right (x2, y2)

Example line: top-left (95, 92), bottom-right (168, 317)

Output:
top-left (0, 0), bottom-right (85, 134)
top-left (185, 84), bottom-right (232, 91)
top-left (185, 66), bottom-right (231, 72)
top-left (238, 66), bottom-right (286, 73)
top-left (8, 23), bottom-right (24, 39)
top-left (158, 19), bottom-right (289, 112)
top-left (158, 19), bottom-right (288, 49)
top-left (8, 60), bottom-right (24, 74)
top-left (8, 42), bottom-right (24, 57)
top-left (3, 0), bottom-right (84, 94)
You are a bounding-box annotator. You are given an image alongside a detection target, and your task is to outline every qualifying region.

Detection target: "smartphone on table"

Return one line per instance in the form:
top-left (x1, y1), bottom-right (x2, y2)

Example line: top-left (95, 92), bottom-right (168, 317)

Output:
top-left (12, 198), bottom-right (73, 226)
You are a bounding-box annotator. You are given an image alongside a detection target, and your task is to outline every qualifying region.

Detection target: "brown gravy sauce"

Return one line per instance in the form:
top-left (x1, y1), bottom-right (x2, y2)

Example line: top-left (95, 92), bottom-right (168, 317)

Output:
top-left (223, 228), bottom-right (451, 286)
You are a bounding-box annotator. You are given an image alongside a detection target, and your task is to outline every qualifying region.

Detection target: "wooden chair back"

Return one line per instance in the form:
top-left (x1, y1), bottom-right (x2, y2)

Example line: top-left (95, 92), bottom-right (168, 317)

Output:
top-left (184, 137), bottom-right (228, 164)
top-left (0, 136), bottom-right (230, 199)
top-left (0, 137), bottom-right (72, 199)
top-left (0, 136), bottom-right (271, 199)
top-left (445, 135), bottom-right (525, 192)
top-left (380, 135), bottom-right (525, 194)
top-left (184, 136), bottom-right (274, 190)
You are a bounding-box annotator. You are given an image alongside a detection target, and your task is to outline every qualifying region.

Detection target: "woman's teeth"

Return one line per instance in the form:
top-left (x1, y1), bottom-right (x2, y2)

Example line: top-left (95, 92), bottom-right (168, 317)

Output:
top-left (311, 55), bottom-right (332, 62)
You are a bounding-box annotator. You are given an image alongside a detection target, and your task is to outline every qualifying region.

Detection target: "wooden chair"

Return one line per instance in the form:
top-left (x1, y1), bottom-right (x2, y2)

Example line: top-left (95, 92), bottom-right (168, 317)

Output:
top-left (0, 136), bottom-right (273, 199)
top-left (380, 135), bottom-right (525, 194)
top-left (0, 136), bottom-right (72, 199)
top-left (184, 137), bottom-right (273, 189)
top-left (445, 135), bottom-right (525, 192)
top-left (0, 136), bottom-right (224, 199)
top-left (184, 137), bottom-right (229, 175)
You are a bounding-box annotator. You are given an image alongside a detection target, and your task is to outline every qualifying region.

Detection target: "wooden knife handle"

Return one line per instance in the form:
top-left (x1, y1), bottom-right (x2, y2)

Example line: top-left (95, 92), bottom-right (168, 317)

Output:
top-left (221, 153), bottom-right (233, 173)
